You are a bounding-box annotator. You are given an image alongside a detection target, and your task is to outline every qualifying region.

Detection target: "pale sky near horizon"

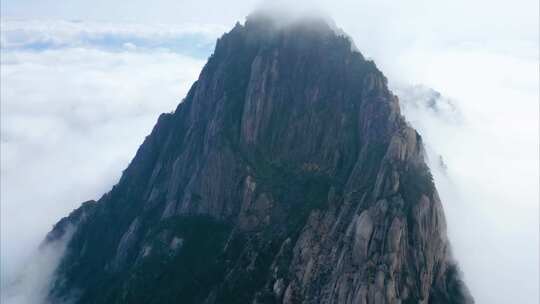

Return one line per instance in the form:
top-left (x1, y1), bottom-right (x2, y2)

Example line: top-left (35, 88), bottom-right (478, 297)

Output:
top-left (1, 1), bottom-right (538, 304)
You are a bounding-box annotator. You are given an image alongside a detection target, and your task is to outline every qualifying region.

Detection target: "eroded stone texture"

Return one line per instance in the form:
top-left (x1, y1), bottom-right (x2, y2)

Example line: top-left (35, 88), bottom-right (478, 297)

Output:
top-left (46, 11), bottom-right (473, 304)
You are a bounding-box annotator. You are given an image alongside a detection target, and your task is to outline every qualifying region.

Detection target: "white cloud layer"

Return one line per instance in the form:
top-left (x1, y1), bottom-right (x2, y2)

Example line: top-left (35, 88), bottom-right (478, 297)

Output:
top-left (1, 226), bottom-right (75, 304)
top-left (0, 22), bottom-right (208, 302)
top-left (398, 82), bottom-right (539, 304)
top-left (1, 1), bottom-right (538, 303)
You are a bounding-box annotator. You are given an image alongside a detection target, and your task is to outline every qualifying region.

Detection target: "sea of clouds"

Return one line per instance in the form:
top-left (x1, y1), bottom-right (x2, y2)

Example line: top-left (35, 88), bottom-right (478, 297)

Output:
top-left (0, 19), bottom-right (219, 303)
top-left (1, 3), bottom-right (538, 303)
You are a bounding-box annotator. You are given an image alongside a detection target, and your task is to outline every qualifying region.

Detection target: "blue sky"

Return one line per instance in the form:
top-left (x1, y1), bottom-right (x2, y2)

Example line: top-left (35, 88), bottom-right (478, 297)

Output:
top-left (1, 1), bottom-right (538, 303)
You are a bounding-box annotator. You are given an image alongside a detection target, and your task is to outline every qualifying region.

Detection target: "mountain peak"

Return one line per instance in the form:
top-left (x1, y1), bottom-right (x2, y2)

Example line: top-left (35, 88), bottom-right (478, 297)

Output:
top-left (44, 12), bottom-right (473, 304)
top-left (242, 8), bottom-right (361, 58)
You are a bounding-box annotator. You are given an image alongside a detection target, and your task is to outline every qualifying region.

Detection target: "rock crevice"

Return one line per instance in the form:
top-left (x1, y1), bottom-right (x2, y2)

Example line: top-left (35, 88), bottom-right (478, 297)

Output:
top-left (46, 12), bottom-right (473, 304)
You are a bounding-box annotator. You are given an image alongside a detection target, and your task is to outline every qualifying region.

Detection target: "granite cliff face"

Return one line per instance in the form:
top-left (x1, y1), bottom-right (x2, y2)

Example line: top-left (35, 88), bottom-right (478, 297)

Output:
top-left (46, 12), bottom-right (473, 304)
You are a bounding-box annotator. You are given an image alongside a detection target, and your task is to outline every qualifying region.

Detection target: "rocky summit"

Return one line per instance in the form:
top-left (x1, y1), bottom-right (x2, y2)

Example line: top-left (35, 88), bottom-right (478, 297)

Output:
top-left (45, 11), bottom-right (473, 304)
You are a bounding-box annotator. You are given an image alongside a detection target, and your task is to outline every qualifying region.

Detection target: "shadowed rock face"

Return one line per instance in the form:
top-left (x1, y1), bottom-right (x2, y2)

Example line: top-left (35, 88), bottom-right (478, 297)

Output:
top-left (46, 12), bottom-right (473, 304)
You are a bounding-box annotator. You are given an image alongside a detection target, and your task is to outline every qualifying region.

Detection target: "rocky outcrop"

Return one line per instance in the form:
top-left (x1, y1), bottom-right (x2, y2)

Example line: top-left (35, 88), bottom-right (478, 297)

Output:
top-left (46, 11), bottom-right (473, 304)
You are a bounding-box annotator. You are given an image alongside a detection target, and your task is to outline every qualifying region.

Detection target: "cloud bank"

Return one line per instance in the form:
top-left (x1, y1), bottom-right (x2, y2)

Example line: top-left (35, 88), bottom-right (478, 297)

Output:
top-left (0, 20), bottom-right (212, 302)
top-left (1, 226), bottom-right (75, 304)
top-left (1, 19), bottom-right (225, 57)
top-left (398, 83), bottom-right (539, 304)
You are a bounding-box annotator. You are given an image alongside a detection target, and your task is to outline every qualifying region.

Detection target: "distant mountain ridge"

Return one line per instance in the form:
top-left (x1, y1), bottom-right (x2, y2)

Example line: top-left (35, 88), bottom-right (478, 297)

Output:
top-left (46, 11), bottom-right (473, 304)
